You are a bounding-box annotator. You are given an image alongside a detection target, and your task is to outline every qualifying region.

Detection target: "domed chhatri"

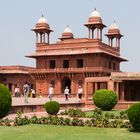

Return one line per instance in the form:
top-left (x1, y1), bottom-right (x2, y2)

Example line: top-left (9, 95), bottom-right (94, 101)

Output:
top-left (108, 21), bottom-right (121, 34)
top-left (35, 15), bottom-right (50, 30)
top-left (106, 21), bottom-right (123, 48)
top-left (60, 25), bottom-right (74, 40)
top-left (84, 8), bottom-right (106, 40)
top-left (88, 8), bottom-right (102, 23)
top-left (32, 15), bottom-right (53, 44)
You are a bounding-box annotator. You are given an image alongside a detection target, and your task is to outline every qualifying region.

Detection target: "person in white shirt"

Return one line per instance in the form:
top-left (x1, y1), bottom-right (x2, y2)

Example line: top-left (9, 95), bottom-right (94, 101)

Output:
top-left (14, 87), bottom-right (18, 97)
top-left (48, 84), bottom-right (53, 101)
top-left (31, 89), bottom-right (36, 98)
top-left (78, 85), bottom-right (83, 102)
top-left (64, 86), bottom-right (69, 101)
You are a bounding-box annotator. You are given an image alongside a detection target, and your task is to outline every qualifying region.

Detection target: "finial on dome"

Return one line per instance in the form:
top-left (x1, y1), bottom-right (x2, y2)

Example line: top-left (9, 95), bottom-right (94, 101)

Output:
top-left (114, 20), bottom-right (116, 23)
top-left (42, 14), bottom-right (44, 17)
top-left (94, 8), bottom-right (96, 11)
top-left (67, 25), bottom-right (69, 27)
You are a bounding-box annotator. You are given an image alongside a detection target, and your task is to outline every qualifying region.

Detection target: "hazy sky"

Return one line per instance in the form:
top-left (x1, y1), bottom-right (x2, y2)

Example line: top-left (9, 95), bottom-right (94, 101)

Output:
top-left (0, 0), bottom-right (139, 72)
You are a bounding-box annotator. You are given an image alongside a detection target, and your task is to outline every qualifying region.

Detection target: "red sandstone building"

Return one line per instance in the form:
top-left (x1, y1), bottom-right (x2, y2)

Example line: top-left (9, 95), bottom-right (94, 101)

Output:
top-left (1, 9), bottom-right (140, 108)
top-left (26, 9), bottom-right (137, 107)
top-left (0, 65), bottom-right (35, 96)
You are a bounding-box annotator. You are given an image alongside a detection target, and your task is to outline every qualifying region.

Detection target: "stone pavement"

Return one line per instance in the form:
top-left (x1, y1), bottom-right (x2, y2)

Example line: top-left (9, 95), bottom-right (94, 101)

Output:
top-left (12, 97), bottom-right (83, 106)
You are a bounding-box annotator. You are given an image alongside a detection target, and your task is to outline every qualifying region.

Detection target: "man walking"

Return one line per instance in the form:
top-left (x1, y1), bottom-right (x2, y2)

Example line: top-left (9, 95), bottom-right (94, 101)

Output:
top-left (23, 82), bottom-right (30, 103)
top-left (48, 84), bottom-right (53, 101)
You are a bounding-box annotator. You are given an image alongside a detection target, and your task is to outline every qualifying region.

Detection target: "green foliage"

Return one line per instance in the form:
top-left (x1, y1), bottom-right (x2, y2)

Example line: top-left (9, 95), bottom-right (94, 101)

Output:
top-left (44, 101), bottom-right (60, 115)
top-left (14, 112), bottom-right (30, 126)
top-left (0, 84), bottom-right (12, 119)
top-left (92, 108), bottom-right (103, 119)
top-left (60, 108), bottom-right (86, 118)
top-left (127, 102), bottom-right (140, 131)
top-left (93, 89), bottom-right (118, 111)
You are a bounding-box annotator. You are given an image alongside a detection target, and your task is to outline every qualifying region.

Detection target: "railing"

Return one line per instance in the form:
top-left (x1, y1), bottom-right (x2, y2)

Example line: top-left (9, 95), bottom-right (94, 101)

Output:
top-left (31, 67), bottom-right (117, 74)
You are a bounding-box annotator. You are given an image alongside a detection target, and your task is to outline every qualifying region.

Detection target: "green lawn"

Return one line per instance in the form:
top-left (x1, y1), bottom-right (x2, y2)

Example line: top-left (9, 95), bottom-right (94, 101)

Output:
top-left (0, 124), bottom-right (140, 140)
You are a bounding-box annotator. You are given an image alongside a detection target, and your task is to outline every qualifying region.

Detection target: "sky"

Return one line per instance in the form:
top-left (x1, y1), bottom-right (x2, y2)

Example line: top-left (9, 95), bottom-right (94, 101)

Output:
top-left (0, 0), bottom-right (140, 72)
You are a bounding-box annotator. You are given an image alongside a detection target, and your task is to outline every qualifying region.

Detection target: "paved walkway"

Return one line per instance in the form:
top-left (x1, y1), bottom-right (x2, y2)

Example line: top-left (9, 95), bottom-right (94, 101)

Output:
top-left (12, 97), bottom-right (83, 106)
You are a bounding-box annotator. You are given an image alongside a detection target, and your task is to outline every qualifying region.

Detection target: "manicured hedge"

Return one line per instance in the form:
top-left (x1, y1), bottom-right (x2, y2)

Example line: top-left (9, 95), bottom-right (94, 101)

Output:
top-left (44, 101), bottom-right (60, 115)
top-left (127, 102), bottom-right (140, 131)
top-left (0, 84), bottom-right (12, 119)
top-left (93, 89), bottom-right (118, 111)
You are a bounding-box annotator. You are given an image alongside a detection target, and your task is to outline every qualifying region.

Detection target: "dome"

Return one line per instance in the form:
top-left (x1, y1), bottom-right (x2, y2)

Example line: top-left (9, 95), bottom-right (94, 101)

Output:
top-left (64, 26), bottom-right (72, 33)
top-left (108, 21), bottom-right (120, 34)
top-left (61, 25), bottom-right (74, 39)
top-left (35, 15), bottom-right (50, 30)
top-left (37, 15), bottom-right (47, 24)
top-left (90, 9), bottom-right (101, 18)
top-left (88, 9), bottom-right (102, 23)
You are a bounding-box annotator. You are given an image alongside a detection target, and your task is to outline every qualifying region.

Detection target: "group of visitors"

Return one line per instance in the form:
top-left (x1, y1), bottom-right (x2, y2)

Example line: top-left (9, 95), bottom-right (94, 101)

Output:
top-left (48, 84), bottom-right (83, 102)
top-left (14, 82), bottom-right (36, 103)
top-left (14, 82), bottom-right (83, 103)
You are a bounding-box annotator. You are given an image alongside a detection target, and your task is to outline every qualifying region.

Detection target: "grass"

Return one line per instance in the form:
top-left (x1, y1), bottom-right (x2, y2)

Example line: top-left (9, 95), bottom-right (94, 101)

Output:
top-left (0, 124), bottom-right (140, 140)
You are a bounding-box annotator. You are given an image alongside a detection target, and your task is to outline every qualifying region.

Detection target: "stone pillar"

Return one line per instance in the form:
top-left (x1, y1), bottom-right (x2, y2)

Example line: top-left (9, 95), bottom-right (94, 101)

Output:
top-left (97, 28), bottom-right (99, 39)
top-left (84, 82), bottom-right (88, 104)
top-left (43, 33), bottom-right (46, 43)
top-left (107, 80), bottom-right (114, 91)
top-left (40, 33), bottom-right (42, 43)
top-left (111, 39), bottom-right (113, 47)
top-left (116, 38), bottom-right (118, 47)
top-left (12, 84), bottom-right (15, 96)
top-left (47, 33), bottom-right (50, 44)
top-left (88, 28), bottom-right (91, 39)
top-left (36, 32), bottom-right (38, 43)
top-left (100, 29), bottom-right (102, 40)
top-left (118, 38), bottom-right (120, 48)
top-left (95, 82), bottom-right (98, 91)
top-left (120, 82), bottom-right (125, 101)
top-left (116, 82), bottom-right (119, 100)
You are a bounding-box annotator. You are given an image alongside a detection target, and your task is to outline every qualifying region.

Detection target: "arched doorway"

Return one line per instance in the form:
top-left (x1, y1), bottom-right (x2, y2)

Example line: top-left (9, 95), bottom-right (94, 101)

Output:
top-left (61, 77), bottom-right (71, 94)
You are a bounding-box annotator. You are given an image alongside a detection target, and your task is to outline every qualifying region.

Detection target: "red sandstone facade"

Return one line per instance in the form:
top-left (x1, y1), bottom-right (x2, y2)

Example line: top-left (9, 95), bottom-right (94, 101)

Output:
top-left (27, 10), bottom-right (127, 104)
top-left (0, 65), bottom-right (35, 96)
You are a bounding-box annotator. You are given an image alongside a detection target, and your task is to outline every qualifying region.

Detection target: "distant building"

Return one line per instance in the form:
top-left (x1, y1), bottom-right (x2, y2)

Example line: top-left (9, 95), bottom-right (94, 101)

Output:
top-left (0, 65), bottom-right (35, 95)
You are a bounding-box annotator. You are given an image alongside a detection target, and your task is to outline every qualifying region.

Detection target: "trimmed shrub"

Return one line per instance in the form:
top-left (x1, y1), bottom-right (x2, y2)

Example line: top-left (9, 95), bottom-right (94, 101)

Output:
top-left (0, 84), bottom-right (12, 119)
top-left (44, 101), bottom-right (60, 115)
top-left (93, 89), bottom-right (118, 111)
top-left (127, 102), bottom-right (140, 131)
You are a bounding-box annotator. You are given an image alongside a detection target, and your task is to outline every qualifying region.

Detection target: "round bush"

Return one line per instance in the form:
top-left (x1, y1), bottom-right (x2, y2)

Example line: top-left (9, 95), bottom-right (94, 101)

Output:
top-left (44, 101), bottom-right (60, 115)
top-left (0, 84), bottom-right (12, 119)
top-left (93, 89), bottom-right (118, 111)
top-left (127, 103), bottom-right (140, 131)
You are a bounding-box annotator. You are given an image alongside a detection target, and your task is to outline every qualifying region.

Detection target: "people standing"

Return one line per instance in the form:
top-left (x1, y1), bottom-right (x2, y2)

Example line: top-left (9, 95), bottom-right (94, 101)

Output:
top-left (17, 86), bottom-right (20, 97)
top-left (31, 89), bottom-right (36, 98)
top-left (48, 84), bottom-right (53, 101)
top-left (64, 86), bottom-right (69, 101)
top-left (14, 86), bottom-right (18, 97)
top-left (23, 82), bottom-right (30, 103)
top-left (78, 85), bottom-right (83, 102)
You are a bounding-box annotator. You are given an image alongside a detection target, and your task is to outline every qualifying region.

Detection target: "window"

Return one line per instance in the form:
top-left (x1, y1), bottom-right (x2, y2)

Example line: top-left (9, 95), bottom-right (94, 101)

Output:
top-left (113, 62), bottom-right (116, 70)
top-left (78, 80), bottom-right (83, 86)
top-left (63, 60), bottom-right (69, 68)
top-left (49, 60), bottom-right (55, 69)
top-left (109, 61), bottom-right (111, 69)
top-left (50, 80), bottom-right (55, 87)
top-left (77, 59), bottom-right (83, 68)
